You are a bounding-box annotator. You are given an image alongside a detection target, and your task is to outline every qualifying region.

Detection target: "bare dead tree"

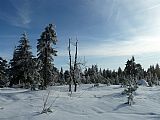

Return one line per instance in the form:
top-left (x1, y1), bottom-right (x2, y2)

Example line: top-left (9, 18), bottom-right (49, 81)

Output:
top-left (73, 40), bottom-right (78, 92)
top-left (68, 38), bottom-right (78, 92)
top-left (68, 38), bottom-right (72, 92)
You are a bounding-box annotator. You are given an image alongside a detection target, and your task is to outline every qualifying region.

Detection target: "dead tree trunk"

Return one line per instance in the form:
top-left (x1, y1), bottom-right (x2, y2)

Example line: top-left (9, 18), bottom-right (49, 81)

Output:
top-left (68, 39), bottom-right (78, 92)
top-left (68, 39), bottom-right (72, 92)
top-left (73, 40), bottom-right (78, 92)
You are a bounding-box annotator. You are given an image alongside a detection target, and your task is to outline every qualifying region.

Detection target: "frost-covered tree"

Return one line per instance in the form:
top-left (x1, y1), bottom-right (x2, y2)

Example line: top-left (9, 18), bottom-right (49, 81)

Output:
top-left (155, 64), bottom-right (160, 78)
top-left (123, 56), bottom-right (139, 105)
top-left (9, 47), bottom-right (19, 85)
top-left (124, 56), bottom-right (143, 85)
top-left (58, 67), bottom-right (65, 85)
top-left (154, 73), bottom-right (159, 85)
top-left (146, 65), bottom-right (158, 86)
top-left (118, 67), bottom-right (123, 77)
top-left (64, 70), bottom-right (70, 84)
top-left (124, 56), bottom-right (136, 81)
top-left (10, 33), bottom-right (34, 87)
top-left (146, 64), bottom-right (160, 86)
top-left (145, 71), bottom-right (153, 87)
top-left (125, 85), bottom-right (136, 105)
top-left (135, 64), bottom-right (144, 80)
top-left (0, 57), bottom-right (8, 87)
top-left (37, 24), bottom-right (57, 88)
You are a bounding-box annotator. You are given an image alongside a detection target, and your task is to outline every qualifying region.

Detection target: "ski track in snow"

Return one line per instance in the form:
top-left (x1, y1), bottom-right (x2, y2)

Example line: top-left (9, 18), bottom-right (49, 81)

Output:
top-left (0, 85), bottom-right (160, 120)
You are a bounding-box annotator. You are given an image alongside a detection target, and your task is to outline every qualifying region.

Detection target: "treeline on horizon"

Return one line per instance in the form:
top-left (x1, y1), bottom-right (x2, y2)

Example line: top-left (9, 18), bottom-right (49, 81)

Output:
top-left (0, 24), bottom-right (160, 90)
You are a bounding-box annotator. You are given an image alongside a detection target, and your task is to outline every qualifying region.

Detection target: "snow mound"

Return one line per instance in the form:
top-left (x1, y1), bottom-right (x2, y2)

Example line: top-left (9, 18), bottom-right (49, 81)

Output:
top-left (137, 79), bottom-right (149, 86)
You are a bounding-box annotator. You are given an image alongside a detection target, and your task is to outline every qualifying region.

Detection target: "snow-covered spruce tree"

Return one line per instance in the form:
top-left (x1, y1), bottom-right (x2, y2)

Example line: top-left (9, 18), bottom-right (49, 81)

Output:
top-left (83, 68), bottom-right (90, 84)
top-left (146, 71), bottom-right (153, 87)
top-left (154, 73), bottom-right (159, 85)
top-left (124, 56), bottom-right (136, 85)
top-left (9, 33), bottom-right (34, 87)
top-left (155, 64), bottom-right (160, 80)
top-left (64, 70), bottom-right (70, 85)
top-left (58, 67), bottom-right (65, 85)
top-left (30, 58), bottom-right (41, 90)
top-left (123, 56), bottom-right (139, 105)
top-left (51, 66), bottom-right (59, 84)
top-left (123, 84), bottom-right (136, 105)
top-left (0, 57), bottom-right (8, 87)
top-left (37, 24), bottom-right (57, 89)
top-left (124, 56), bottom-right (143, 85)
top-left (9, 47), bottom-right (20, 86)
top-left (87, 65), bottom-right (99, 84)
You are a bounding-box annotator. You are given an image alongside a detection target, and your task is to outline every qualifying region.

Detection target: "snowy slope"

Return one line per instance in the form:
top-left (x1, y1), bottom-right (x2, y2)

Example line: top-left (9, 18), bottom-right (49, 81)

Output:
top-left (0, 85), bottom-right (160, 120)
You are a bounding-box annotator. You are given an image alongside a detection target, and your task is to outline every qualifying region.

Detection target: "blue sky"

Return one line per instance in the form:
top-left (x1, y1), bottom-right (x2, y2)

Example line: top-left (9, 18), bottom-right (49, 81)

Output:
top-left (1, 0), bottom-right (160, 70)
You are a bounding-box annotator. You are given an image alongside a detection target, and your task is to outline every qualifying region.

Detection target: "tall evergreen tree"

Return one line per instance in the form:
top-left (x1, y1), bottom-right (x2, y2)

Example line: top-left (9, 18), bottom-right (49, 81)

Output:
top-left (10, 33), bottom-right (34, 87)
top-left (118, 67), bottom-right (123, 77)
top-left (124, 56), bottom-right (136, 77)
top-left (135, 63), bottom-right (144, 80)
top-left (124, 56), bottom-right (137, 85)
top-left (64, 70), bottom-right (70, 84)
top-left (123, 57), bottom-right (138, 105)
top-left (155, 64), bottom-right (160, 78)
top-left (9, 47), bottom-right (20, 85)
top-left (59, 67), bottom-right (64, 84)
top-left (37, 24), bottom-right (57, 88)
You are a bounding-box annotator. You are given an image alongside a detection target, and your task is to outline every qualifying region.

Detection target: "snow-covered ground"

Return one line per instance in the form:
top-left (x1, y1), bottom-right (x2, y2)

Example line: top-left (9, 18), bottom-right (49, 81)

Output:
top-left (0, 84), bottom-right (160, 120)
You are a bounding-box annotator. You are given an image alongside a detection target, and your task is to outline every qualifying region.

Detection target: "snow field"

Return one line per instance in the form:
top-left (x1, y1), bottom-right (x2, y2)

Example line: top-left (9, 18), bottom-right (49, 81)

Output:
top-left (0, 84), bottom-right (160, 120)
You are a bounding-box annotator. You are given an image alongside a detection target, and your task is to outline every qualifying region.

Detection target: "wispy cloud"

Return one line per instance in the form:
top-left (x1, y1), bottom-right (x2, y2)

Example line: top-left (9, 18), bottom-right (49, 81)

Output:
top-left (139, 2), bottom-right (160, 13)
top-left (0, 0), bottom-right (31, 28)
top-left (12, 0), bottom-right (31, 27)
top-left (58, 35), bottom-right (160, 57)
top-left (78, 36), bottom-right (160, 57)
